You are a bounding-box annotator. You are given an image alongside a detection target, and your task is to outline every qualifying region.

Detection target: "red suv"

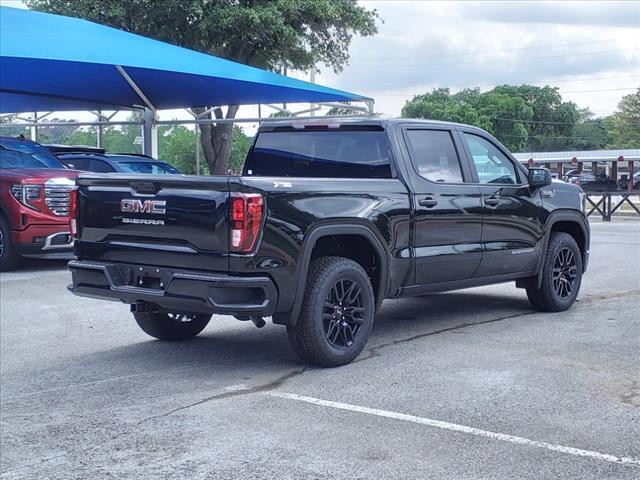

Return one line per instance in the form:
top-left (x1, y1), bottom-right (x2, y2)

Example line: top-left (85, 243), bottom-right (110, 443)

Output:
top-left (0, 137), bottom-right (76, 270)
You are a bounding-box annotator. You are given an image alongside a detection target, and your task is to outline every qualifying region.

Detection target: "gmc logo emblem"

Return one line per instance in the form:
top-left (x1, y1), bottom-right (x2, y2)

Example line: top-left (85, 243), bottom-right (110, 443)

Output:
top-left (120, 199), bottom-right (166, 214)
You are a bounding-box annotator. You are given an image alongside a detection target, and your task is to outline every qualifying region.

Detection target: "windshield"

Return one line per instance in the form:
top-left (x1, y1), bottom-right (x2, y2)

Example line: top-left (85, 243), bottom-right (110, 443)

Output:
top-left (0, 138), bottom-right (66, 169)
top-left (0, 149), bottom-right (50, 169)
top-left (117, 161), bottom-right (180, 174)
top-left (244, 128), bottom-right (392, 178)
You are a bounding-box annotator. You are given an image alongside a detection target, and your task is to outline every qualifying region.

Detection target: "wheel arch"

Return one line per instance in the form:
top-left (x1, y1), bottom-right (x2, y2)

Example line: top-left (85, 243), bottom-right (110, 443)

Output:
top-left (274, 222), bottom-right (390, 326)
top-left (535, 210), bottom-right (590, 288)
top-left (0, 205), bottom-right (9, 225)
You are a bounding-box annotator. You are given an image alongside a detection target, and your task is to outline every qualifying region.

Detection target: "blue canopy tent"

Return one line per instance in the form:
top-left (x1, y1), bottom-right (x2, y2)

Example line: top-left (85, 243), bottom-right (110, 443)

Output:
top-left (0, 6), bottom-right (371, 113)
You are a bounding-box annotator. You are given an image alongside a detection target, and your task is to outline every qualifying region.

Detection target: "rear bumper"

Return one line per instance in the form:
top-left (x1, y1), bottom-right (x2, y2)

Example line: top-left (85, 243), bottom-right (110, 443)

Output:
top-left (68, 260), bottom-right (278, 316)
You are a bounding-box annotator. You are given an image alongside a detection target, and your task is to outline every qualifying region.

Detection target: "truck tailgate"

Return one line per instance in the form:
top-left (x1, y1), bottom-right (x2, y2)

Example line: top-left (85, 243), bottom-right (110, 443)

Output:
top-left (75, 174), bottom-right (230, 272)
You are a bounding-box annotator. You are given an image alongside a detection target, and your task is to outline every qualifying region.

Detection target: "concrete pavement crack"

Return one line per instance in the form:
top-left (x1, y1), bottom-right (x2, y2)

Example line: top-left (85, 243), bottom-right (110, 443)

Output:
top-left (356, 288), bottom-right (640, 363)
top-left (133, 367), bottom-right (309, 425)
top-left (0, 368), bottom-right (309, 476)
top-left (4, 288), bottom-right (637, 475)
top-left (355, 310), bottom-right (538, 363)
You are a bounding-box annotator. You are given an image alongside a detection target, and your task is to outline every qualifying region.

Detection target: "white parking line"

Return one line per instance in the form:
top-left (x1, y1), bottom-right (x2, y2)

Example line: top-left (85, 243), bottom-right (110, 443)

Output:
top-left (268, 391), bottom-right (640, 468)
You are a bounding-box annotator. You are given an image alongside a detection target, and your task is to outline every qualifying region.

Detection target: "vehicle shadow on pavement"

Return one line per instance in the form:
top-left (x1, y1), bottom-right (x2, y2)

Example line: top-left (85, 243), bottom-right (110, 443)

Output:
top-left (372, 290), bottom-right (532, 335)
top-left (65, 289), bottom-right (534, 377)
top-left (1, 290), bottom-right (537, 407)
top-left (9, 256), bottom-right (71, 273)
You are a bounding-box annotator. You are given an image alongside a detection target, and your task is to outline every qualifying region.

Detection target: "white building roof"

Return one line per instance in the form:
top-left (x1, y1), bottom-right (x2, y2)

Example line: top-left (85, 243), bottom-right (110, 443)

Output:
top-left (513, 149), bottom-right (640, 163)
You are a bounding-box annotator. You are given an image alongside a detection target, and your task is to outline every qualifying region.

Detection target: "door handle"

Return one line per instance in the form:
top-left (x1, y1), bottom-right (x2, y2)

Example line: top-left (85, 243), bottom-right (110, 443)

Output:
top-left (419, 196), bottom-right (438, 208)
top-left (484, 196), bottom-right (500, 207)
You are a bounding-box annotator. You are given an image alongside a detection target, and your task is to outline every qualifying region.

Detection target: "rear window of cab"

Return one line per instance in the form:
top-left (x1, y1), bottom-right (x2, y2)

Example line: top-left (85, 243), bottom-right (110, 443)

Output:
top-left (244, 128), bottom-right (392, 178)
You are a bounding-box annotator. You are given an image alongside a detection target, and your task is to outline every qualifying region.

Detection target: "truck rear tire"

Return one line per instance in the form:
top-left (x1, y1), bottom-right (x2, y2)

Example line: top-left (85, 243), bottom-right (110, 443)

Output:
top-left (0, 216), bottom-right (19, 271)
top-left (133, 312), bottom-right (212, 341)
top-left (287, 256), bottom-right (375, 367)
top-left (526, 232), bottom-right (582, 312)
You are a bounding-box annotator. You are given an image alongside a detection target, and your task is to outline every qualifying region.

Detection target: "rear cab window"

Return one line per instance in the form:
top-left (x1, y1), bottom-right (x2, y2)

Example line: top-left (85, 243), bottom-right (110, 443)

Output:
top-left (244, 126), bottom-right (393, 178)
top-left (117, 161), bottom-right (180, 174)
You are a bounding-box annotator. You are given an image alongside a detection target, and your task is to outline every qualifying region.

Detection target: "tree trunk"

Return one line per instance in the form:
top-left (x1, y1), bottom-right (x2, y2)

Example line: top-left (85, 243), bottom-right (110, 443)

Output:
top-left (198, 105), bottom-right (240, 175)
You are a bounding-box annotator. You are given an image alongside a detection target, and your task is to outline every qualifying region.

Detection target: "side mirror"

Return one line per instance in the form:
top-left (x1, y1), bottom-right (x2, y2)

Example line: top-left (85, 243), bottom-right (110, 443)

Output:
top-left (528, 167), bottom-right (552, 188)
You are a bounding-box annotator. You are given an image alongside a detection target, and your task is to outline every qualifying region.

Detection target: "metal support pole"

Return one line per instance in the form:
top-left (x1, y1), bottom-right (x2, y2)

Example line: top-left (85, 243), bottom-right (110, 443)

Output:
top-left (309, 68), bottom-right (316, 117)
top-left (30, 112), bottom-right (37, 141)
top-left (611, 160), bottom-right (617, 188)
top-left (142, 108), bottom-right (158, 158)
top-left (283, 66), bottom-right (287, 111)
top-left (97, 110), bottom-right (104, 148)
top-left (195, 122), bottom-right (201, 175)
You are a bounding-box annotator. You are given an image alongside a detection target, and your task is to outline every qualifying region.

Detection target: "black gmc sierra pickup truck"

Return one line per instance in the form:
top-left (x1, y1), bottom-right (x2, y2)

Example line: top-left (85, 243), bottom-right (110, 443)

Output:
top-left (69, 118), bottom-right (589, 367)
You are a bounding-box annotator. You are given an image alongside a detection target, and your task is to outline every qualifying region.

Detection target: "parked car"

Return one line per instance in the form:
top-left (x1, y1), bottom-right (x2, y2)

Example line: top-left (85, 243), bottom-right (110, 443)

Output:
top-left (57, 152), bottom-right (181, 174)
top-left (618, 171), bottom-right (640, 191)
top-left (68, 118), bottom-right (589, 367)
top-left (0, 137), bottom-right (76, 270)
top-left (45, 144), bottom-right (105, 155)
top-left (575, 171), bottom-right (618, 192)
top-left (562, 169), bottom-right (580, 184)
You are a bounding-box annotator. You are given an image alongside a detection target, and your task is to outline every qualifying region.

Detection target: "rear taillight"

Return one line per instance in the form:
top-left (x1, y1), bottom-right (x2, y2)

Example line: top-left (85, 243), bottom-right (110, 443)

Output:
top-left (68, 188), bottom-right (78, 238)
top-left (230, 193), bottom-right (263, 253)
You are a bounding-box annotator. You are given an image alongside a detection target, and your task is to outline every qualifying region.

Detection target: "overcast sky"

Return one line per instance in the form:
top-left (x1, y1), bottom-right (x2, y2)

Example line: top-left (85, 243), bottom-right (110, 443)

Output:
top-left (318, 1), bottom-right (640, 115)
top-left (317, 1), bottom-right (640, 117)
top-left (2, 0), bottom-right (638, 124)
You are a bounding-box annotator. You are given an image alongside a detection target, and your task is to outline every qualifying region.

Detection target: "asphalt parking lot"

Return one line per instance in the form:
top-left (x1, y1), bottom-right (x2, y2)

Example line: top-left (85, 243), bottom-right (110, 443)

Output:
top-left (1, 220), bottom-right (638, 479)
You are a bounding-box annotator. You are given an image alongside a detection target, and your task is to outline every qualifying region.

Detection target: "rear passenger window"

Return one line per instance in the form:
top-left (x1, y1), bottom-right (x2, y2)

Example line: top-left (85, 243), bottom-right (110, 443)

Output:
top-left (90, 159), bottom-right (115, 173)
top-left (64, 157), bottom-right (90, 170)
top-left (405, 130), bottom-right (463, 183)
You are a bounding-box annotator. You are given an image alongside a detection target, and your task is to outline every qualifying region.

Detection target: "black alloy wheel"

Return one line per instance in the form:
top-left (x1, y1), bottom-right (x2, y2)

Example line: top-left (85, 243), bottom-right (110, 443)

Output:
top-left (526, 232), bottom-right (582, 312)
top-left (552, 247), bottom-right (578, 299)
top-left (322, 279), bottom-right (366, 349)
top-left (287, 256), bottom-right (375, 367)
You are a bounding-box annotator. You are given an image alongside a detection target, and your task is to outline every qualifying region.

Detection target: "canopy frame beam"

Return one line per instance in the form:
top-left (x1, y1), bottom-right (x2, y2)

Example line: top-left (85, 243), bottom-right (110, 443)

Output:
top-left (115, 65), bottom-right (156, 112)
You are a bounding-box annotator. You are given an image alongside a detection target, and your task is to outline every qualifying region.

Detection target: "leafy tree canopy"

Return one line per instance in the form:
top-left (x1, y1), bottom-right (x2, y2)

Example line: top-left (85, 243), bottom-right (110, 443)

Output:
top-left (608, 88), bottom-right (640, 148)
top-left (400, 85), bottom-right (623, 152)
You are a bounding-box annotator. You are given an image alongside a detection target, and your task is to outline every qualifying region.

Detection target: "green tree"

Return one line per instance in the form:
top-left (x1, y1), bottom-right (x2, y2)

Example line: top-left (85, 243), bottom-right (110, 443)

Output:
top-left (487, 85), bottom-right (579, 151)
top-left (0, 115), bottom-right (29, 138)
top-left (35, 119), bottom-right (79, 144)
top-left (157, 124), bottom-right (250, 175)
top-left (401, 85), bottom-right (581, 152)
top-left (27, 0), bottom-right (379, 174)
top-left (62, 113), bottom-right (143, 152)
top-left (229, 126), bottom-right (252, 174)
top-left (569, 108), bottom-right (611, 150)
top-left (65, 127), bottom-right (98, 146)
top-left (402, 88), bottom-right (491, 130)
top-left (157, 125), bottom-right (202, 175)
top-left (475, 90), bottom-right (532, 151)
top-left (607, 88), bottom-right (640, 148)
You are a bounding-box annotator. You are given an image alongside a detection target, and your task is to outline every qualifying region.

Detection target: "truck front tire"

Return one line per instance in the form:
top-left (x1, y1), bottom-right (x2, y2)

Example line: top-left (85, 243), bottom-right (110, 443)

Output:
top-left (133, 312), bottom-right (212, 341)
top-left (287, 256), bottom-right (375, 367)
top-left (0, 216), bottom-right (19, 271)
top-left (527, 232), bottom-right (583, 312)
